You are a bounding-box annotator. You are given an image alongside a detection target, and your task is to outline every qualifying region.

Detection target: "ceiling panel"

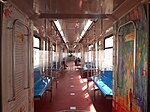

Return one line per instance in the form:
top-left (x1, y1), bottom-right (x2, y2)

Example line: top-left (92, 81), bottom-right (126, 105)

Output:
top-left (39, 0), bottom-right (114, 14)
top-left (10, 0), bottom-right (131, 51)
top-left (58, 19), bottom-right (89, 45)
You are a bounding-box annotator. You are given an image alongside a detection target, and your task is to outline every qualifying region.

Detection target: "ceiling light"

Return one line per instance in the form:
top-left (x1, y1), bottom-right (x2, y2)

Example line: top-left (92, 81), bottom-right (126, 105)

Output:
top-left (54, 20), bottom-right (61, 31)
top-left (0, 0), bottom-right (7, 3)
top-left (74, 45), bottom-right (77, 48)
top-left (77, 20), bottom-right (93, 42)
top-left (81, 31), bottom-right (85, 37)
top-left (60, 31), bottom-right (64, 37)
top-left (84, 20), bottom-right (93, 31)
top-left (54, 20), bottom-right (67, 43)
top-left (66, 45), bottom-right (69, 49)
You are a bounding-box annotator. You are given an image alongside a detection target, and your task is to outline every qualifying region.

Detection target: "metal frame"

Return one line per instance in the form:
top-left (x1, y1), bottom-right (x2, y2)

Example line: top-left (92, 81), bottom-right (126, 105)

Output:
top-left (116, 21), bottom-right (136, 90)
top-left (0, 2), bottom-right (3, 112)
top-left (147, 2), bottom-right (150, 112)
top-left (8, 19), bottom-right (30, 102)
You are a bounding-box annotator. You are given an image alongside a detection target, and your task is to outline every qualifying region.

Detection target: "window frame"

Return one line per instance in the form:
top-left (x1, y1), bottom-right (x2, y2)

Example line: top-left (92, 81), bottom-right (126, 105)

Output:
top-left (104, 34), bottom-right (113, 50)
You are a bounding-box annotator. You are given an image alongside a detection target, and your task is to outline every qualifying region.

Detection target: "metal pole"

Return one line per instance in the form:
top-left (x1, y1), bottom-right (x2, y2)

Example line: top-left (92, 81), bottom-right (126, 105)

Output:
top-left (147, 2), bottom-right (150, 112)
top-left (0, 2), bottom-right (3, 112)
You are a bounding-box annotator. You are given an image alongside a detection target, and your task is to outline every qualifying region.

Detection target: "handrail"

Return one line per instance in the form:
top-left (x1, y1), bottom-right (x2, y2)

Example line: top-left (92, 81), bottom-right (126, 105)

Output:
top-left (116, 21), bottom-right (136, 89)
top-left (8, 19), bottom-right (17, 102)
top-left (8, 19), bottom-right (30, 102)
top-left (17, 21), bottom-right (30, 90)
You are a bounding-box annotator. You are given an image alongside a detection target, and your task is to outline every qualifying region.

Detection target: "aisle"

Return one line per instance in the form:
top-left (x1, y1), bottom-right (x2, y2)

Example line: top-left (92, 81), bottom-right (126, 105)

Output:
top-left (35, 62), bottom-right (97, 112)
top-left (34, 61), bottom-right (112, 112)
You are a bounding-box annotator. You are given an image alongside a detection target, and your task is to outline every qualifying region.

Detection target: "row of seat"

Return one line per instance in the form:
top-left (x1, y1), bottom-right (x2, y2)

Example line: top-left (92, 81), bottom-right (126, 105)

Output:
top-left (90, 70), bottom-right (113, 99)
top-left (80, 62), bottom-right (113, 99)
top-left (81, 62), bottom-right (96, 78)
top-left (34, 61), bottom-right (63, 100)
top-left (34, 69), bottom-right (54, 100)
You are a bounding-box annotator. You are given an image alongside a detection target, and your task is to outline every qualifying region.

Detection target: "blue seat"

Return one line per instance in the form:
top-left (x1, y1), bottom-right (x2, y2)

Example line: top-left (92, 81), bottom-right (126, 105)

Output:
top-left (81, 62), bottom-right (96, 78)
top-left (101, 71), bottom-right (112, 79)
top-left (90, 70), bottom-right (113, 98)
top-left (34, 69), bottom-right (54, 99)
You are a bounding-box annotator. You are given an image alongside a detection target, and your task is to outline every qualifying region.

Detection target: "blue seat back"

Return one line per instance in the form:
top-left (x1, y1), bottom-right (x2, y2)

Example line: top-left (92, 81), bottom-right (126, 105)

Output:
top-left (103, 71), bottom-right (112, 79)
top-left (101, 71), bottom-right (112, 89)
top-left (34, 69), bottom-right (42, 84)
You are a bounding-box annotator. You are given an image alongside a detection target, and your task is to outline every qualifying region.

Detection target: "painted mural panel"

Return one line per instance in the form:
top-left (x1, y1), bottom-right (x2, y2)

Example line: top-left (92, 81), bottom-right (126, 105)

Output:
top-left (113, 4), bottom-right (147, 112)
top-left (117, 22), bottom-right (135, 112)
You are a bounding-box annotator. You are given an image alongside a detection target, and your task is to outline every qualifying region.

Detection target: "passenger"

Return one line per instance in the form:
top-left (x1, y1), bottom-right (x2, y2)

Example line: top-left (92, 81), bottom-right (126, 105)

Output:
top-left (77, 57), bottom-right (81, 63)
top-left (74, 58), bottom-right (77, 66)
top-left (74, 57), bottom-right (81, 66)
top-left (62, 59), bottom-right (68, 69)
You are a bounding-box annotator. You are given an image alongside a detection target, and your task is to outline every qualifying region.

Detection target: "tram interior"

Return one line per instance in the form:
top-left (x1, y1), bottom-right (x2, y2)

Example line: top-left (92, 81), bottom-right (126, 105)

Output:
top-left (0, 0), bottom-right (150, 112)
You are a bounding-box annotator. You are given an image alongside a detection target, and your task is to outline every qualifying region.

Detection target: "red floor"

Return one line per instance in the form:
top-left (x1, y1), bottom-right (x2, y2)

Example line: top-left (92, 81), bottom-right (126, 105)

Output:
top-left (34, 62), bottom-right (112, 112)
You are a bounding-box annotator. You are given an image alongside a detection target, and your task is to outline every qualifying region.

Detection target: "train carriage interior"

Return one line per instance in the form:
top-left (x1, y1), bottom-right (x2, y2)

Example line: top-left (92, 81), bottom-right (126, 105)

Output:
top-left (0, 0), bottom-right (150, 112)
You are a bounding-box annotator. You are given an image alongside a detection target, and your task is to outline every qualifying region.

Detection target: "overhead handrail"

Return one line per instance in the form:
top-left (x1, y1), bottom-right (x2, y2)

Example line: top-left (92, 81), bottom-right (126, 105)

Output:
top-left (8, 19), bottom-right (30, 102)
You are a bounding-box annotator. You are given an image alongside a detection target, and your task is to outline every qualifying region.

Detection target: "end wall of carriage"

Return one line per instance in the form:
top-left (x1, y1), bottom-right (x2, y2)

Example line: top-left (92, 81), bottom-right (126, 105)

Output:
top-left (2, 2), bottom-right (34, 112)
top-left (113, 4), bottom-right (148, 112)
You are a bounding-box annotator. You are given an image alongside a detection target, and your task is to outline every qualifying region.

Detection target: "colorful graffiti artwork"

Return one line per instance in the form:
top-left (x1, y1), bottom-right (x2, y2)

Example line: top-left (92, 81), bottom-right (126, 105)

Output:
top-left (113, 4), bottom-right (147, 112)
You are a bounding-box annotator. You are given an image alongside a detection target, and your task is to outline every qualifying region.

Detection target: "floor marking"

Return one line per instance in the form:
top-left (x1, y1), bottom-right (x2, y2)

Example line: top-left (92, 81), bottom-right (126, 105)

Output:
top-left (70, 85), bottom-right (74, 88)
top-left (70, 106), bottom-right (76, 110)
top-left (70, 93), bottom-right (75, 96)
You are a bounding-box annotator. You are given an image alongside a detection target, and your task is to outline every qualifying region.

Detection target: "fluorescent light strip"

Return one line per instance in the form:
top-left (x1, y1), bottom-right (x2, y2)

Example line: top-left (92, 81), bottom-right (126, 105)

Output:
top-left (54, 20), bottom-right (68, 48)
top-left (84, 20), bottom-right (93, 31)
top-left (0, 0), bottom-right (7, 3)
top-left (66, 44), bottom-right (69, 49)
top-left (54, 20), bottom-right (61, 31)
top-left (60, 31), bottom-right (64, 37)
top-left (81, 31), bottom-right (85, 37)
top-left (74, 45), bottom-right (77, 48)
top-left (77, 20), bottom-right (93, 42)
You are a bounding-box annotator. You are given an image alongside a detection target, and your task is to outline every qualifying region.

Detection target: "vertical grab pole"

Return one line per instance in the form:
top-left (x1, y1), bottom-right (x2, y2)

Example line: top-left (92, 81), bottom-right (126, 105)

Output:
top-left (50, 21), bottom-right (53, 77)
top-left (55, 31), bottom-right (58, 78)
top-left (86, 36), bottom-right (89, 89)
top-left (147, 2), bottom-right (150, 112)
top-left (0, 2), bottom-right (3, 110)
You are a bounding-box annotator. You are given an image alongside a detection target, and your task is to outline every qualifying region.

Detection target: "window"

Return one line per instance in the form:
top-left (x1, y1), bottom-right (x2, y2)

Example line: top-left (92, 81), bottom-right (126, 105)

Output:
top-left (43, 40), bottom-right (45, 50)
top-left (52, 44), bottom-right (56, 61)
top-left (33, 36), bottom-right (40, 48)
top-left (104, 36), bottom-right (113, 49)
top-left (33, 36), bottom-right (40, 67)
top-left (104, 35), bottom-right (113, 70)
